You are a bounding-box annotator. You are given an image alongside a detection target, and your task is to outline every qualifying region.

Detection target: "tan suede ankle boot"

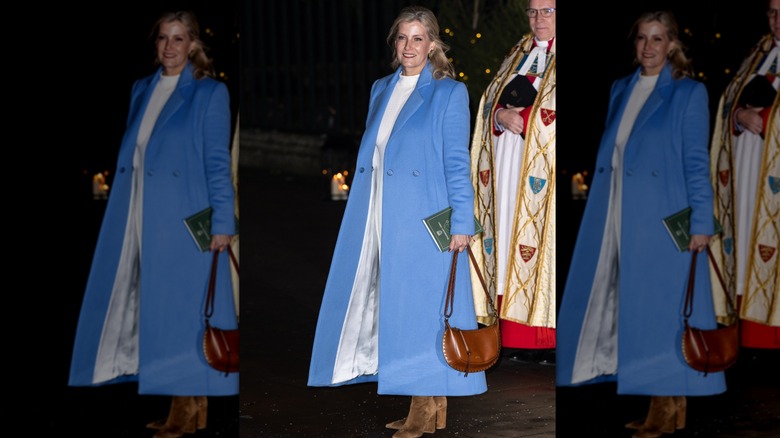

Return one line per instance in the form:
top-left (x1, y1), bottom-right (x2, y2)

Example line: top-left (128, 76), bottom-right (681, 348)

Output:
top-left (195, 396), bottom-right (208, 430)
top-left (433, 396), bottom-right (447, 429)
top-left (152, 396), bottom-right (200, 438)
top-left (632, 396), bottom-right (677, 438)
top-left (391, 396), bottom-right (436, 438)
top-left (673, 396), bottom-right (686, 430)
top-left (386, 396), bottom-right (447, 431)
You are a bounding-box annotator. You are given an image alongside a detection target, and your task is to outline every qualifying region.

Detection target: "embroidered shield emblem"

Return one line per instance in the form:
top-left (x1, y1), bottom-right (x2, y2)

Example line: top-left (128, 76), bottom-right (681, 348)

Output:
top-left (719, 170), bottom-right (730, 187)
top-left (484, 238), bottom-right (494, 255)
top-left (759, 244), bottom-right (776, 263)
top-left (529, 176), bottom-right (546, 194)
top-left (724, 237), bottom-right (733, 255)
top-left (769, 176), bottom-right (779, 194)
top-left (480, 170), bottom-right (491, 187)
top-left (519, 244), bottom-right (536, 262)
top-left (541, 108), bottom-right (556, 126)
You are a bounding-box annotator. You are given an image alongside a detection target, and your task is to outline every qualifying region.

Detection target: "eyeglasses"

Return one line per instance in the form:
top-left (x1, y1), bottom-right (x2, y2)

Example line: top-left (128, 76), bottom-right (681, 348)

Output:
top-left (526, 8), bottom-right (556, 18)
top-left (768, 8), bottom-right (779, 17)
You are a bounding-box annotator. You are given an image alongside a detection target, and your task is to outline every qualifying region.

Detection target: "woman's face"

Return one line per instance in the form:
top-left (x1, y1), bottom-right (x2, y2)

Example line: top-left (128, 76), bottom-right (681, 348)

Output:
top-left (395, 21), bottom-right (435, 76)
top-left (770, 0), bottom-right (780, 39)
top-left (157, 20), bottom-right (195, 76)
top-left (635, 20), bottom-right (674, 76)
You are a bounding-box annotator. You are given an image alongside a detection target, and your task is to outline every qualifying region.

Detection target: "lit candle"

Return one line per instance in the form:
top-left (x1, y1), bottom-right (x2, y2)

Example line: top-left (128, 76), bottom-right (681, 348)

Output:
top-left (331, 172), bottom-right (349, 200)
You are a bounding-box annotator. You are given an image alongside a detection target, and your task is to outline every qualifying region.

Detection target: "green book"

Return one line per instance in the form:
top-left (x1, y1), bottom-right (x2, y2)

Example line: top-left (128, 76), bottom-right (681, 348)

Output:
top-left (422, 207), bottom-right (485, 252)
top-left (662, 207), bottom-right (723, 252)
top-left (183, 207), bottom-right (240, 252)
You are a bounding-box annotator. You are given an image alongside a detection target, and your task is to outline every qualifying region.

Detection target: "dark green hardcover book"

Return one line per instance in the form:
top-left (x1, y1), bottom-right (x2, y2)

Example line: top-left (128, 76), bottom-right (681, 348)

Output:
top-left (184, 207), bottom-right (240, 252)
top-left (422, 207), bottom-right (485, 252)
top-left (662, 207), bottom-right (723, 252)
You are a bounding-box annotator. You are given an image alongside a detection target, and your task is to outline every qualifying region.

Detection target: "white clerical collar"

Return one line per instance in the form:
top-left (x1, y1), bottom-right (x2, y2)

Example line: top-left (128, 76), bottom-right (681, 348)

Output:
top-left (518, 39), bottom-right (549, 76)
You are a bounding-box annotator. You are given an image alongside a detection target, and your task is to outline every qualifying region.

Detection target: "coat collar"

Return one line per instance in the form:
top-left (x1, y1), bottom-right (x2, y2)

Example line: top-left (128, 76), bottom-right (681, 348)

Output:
top-left (627, 62), bottom-right (673, 138)
top-left (149, 62), bottom-right (195, 137)
top-left (388, 62), bottom-right (434, 139)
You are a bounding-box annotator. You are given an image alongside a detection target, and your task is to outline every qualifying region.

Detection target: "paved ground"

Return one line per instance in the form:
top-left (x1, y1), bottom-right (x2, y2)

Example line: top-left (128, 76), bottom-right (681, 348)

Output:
top-left (55, 167), bottom-right (778, 437)
top-left (237, 169), bottom-right (555, 438)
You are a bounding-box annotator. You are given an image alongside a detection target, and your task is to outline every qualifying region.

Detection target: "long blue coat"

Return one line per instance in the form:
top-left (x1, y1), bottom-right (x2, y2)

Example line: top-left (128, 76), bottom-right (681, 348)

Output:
top-left (556, 64), bottom-right (727, 395)
top-left (69, 63), bottom-right (238, 396)
top-left (308, 63), bottom-right (487, 396)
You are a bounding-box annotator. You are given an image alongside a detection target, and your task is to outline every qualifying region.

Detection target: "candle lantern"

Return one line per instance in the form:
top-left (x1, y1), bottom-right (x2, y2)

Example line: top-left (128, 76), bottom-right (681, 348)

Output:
top-left (330, 171), bottom-right (349, 200)
top-left (93, 171), bottom-right (110, 200)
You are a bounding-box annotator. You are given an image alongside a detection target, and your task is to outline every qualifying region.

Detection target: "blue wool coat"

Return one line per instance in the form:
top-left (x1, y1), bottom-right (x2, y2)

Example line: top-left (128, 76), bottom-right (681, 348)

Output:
top-left (69, 63), bottom-right (238, 395)
top-left (556, 64), bottom-right (727, 395)
top-left (308, 63), bottom-right (487, 396)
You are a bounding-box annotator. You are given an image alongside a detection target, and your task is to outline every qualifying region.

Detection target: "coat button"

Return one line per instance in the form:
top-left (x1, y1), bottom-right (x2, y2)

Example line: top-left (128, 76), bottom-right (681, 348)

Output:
top-left (387, 169), bottom-right (394, 176)
top-left (598, 167), bottom-right (604, 173)
top-left (652, 170), bottom-right (659, 176)
top-left (119, 167), bottom-right (126, 173)
top-left (147, 170), bottom-right (154, 176)
top-left (412, 170), bottom-right (420, 176)
top-left (359, 167), bottom-right (365, 173)
top-left (173, 170), bottom-right (180, 177)
top-left (626, 170), bottom-right (633, 176)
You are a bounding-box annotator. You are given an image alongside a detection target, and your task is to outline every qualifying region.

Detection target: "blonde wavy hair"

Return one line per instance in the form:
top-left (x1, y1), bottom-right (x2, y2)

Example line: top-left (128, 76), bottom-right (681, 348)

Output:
top-left (386, 6), bottom-right (454, 80)
top-left (151, 11), bottom-right (215, 79)
top-left (631, 11), bottom-right (693, 79)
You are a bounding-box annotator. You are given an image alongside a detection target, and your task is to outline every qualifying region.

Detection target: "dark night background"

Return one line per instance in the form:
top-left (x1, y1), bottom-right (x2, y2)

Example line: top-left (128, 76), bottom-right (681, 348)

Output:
top-left (25, 0), bottom-right (775, 436)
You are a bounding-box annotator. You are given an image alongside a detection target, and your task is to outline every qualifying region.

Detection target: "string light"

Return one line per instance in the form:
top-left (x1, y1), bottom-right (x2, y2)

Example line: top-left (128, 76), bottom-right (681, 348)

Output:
top-left (476, 33), bottom-right (482, 38)
top-left (485, 69), bottom-right (491, 74)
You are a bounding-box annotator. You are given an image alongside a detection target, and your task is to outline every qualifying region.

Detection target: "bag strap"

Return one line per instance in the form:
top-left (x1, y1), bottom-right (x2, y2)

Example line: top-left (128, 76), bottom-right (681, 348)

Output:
top-left (683, 245), bottom-right (734, 320)
top-left (444, 245), bottom-right (498, 322)
top-left (204, 246), bottom-right (240, 319)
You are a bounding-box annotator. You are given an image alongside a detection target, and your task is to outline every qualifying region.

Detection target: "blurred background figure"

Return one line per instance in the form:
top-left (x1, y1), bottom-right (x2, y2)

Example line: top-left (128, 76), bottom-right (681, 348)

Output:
top-left (556, 10), bottom-right (725, 438)
top-left (68, 11), bottom-right (238, 438)
top-left (469, 0), bottom-right (557, 365)
top-left (709, 0), bottom-right (779, 350)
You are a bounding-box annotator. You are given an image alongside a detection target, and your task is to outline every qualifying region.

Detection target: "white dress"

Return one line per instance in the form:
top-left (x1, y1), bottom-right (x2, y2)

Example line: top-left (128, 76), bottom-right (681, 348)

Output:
top-left (570, 73), bottom-right (658, 384)
top-left (331, 72), bottom-right (419, 384)
top-left (92, 73), bottom-right (180, 384)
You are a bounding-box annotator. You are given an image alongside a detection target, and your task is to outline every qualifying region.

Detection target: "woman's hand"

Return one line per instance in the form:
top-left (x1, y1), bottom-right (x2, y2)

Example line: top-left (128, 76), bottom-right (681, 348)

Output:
top-left (688, 234), bottom-right (710, 253)
top-left (449, 234), bottom-right (471, 253)
top-left (210, 234), bottom-right (233, 252)
top-left (496, 104), bottom-right (525, 135)
top-left (735, 106), bottom-right (764, 135)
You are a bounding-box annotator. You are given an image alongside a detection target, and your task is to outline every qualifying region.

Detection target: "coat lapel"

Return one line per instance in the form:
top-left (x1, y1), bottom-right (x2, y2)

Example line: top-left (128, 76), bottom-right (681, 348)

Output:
top-left (630, 64), bottom-right (673, 139)
top-left (388, 63), bottom-right (433, 143)
top-left (601, 70), bottom-right (640, 152)
top-left (362, 70), bottom-right (400, 151)
top-left (123, 70), bottom-right (162, 155)
top-left (150, 63), bottom-right (195, 140)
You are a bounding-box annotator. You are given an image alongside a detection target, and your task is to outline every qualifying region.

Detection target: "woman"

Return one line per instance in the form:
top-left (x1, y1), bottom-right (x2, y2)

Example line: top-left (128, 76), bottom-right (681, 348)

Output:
top-left (710, 0), bottom-right (779, 349)
top-left (307, 6), bottom-right (486, 438)
top-left (470, 0), bottom-right (557, 360)
top-left (68, 11), bottom-right (237, 438)
top-left (556, 11), bottom-right (726, 438)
